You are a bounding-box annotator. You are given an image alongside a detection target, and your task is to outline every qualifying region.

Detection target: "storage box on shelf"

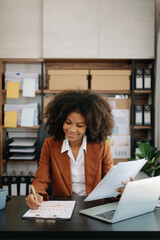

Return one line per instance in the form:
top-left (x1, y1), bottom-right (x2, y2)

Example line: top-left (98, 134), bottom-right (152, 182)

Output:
top-left (90, 70), bottom-right (131, 91)
top-left (48, 70), bottom-right (89, 90)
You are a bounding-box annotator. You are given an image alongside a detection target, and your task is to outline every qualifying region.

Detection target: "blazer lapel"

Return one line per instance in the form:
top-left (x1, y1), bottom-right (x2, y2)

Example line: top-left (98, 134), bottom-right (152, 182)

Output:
top-left (85, 143), bottom-right (101, 195)
top-left (51, 141), bottom-right (72, 194)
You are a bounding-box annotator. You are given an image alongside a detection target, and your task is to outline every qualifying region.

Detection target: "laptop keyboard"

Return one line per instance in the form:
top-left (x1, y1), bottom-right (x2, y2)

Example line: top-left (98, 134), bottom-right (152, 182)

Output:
top-left (96, 209), bottom-right (116, 220)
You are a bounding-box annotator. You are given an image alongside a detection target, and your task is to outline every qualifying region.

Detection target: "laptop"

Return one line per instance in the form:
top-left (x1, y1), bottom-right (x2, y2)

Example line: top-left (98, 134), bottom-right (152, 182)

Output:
top-left (79, 176), bottom-right (160, 223)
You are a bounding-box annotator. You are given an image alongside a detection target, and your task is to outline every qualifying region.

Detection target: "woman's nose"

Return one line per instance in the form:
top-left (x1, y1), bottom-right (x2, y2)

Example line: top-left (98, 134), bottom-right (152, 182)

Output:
top-left (69, 125), bottom-right (76, 132)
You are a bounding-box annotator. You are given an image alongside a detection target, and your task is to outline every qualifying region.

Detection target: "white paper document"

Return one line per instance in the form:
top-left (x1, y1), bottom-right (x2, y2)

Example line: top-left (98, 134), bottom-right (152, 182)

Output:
top-left (9, 138), bottom-right (37, 147)
top-left (112, 109), bottom-right (129, 135)
top-left (23, 78), bottom-right (36, 97)
top-left (23, 201), bottom-right (76, 220)
top-left (9, 153), bottom-right (36, 160)
top-left (110, 135), bottom-right (130, 159)
top-left (85, 158), bottom-right (147, 202)
top-left (21, 108), bottom-right (34, 127)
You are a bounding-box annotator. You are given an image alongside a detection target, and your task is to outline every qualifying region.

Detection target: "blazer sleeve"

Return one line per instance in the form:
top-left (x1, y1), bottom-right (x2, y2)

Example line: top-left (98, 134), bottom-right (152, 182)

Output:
top-left (102, 140), bottom-right (114, 177)
top-left (32, 138), bottom-right (52, 200)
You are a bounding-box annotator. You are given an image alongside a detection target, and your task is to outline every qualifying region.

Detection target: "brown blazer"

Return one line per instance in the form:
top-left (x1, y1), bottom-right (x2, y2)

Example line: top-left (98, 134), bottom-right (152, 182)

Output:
top-left (33, 137), bottom-right (113, 199)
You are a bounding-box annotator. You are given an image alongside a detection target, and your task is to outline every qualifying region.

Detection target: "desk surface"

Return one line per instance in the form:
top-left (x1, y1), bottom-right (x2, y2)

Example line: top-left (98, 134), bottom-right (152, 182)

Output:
top-left (1, 195), bottom-right (160, 239)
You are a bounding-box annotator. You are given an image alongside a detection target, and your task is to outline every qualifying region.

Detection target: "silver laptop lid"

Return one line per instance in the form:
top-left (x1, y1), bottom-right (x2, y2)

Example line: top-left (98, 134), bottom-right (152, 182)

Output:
top-left (112, 176), bottom-right (160, 223)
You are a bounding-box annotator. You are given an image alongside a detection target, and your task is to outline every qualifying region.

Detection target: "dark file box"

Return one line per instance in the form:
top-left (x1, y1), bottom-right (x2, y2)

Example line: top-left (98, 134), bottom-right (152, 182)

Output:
top-left (134, 104), bottom-right (143, 125)
top-left (2, 172), bottom-right (11, 196)
top-left (144, 68), bottom-right (152, 89)
top-left (135, 68), bottom-right (143, 90)
top-left (19, 171), bottom-right (28, 196)
top-left (143, 104), bottom-right (152, 126)
top-left (134, 139), bottom-right (143, 159)
top-left (10, 171), bottom-right (19, 196)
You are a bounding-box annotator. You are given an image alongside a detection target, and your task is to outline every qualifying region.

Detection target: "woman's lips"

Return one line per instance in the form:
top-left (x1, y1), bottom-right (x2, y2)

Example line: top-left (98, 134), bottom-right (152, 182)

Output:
top-left (66, 132), bottom-right (77, 138)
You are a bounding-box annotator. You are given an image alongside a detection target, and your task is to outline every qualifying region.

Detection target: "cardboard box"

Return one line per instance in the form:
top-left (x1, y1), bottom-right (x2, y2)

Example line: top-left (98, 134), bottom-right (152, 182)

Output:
top-left (48, 70), bottom-right (89, 90)
top-left (90, 70), bottom-right (131, 90)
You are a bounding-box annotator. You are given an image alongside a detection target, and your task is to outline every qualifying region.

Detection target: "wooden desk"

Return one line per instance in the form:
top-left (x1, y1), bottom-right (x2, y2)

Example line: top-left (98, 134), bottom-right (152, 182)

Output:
top-left (0, 195), bottom-right (160, 239)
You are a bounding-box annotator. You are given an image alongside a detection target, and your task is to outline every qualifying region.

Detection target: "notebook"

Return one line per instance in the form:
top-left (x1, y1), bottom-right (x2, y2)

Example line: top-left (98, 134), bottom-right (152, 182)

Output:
top-left (80, 176), bottom-right (160, 223)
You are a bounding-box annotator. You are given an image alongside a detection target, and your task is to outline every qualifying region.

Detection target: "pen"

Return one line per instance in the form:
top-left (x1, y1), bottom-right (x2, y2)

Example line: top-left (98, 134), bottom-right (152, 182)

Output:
top-left (31, 185), bottom-right (38, 202)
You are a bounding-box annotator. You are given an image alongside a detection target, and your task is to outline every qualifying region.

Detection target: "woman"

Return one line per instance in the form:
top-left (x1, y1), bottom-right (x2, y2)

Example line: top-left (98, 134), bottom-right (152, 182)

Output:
top-left (25, 90), bottom-right (125, 209)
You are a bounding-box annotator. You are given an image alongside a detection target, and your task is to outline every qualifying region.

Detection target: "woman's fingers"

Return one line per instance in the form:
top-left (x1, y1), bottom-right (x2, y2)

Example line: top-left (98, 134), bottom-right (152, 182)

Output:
top-left (116, 187), bottom-right (124, 195)
top-left (116, 177), bottom-right (135, 195)
top-left (25, 193), bottom-right (42, 209)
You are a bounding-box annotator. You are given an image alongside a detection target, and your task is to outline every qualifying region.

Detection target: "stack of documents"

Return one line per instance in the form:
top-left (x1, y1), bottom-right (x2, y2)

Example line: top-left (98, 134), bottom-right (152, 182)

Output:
top-left (4, 103), bottom-right (38, 126)
top-left (85, 158), bottom-right (147, 201)
top-left (5, 71), bottom-right (39, 90)
top-left (8, 138), bottom-right (37, 161)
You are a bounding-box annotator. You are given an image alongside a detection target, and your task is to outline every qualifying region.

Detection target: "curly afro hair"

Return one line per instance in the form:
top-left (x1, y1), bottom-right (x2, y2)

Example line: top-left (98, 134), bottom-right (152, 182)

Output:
top-left (43, 90), bottom-right (115, 143)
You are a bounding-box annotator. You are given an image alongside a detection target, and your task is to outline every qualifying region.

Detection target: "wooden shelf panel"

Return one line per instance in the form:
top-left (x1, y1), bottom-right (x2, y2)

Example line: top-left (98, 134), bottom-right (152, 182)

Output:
top-left (2, 90), bottom-right (41, 94)
top-left (0, 58), bottom-right (43, 63)
top-left (134, 90), bottom-right (152, 94)
top-left (134, 126), bottom-right (151, 129)
top-left (2, 125), bottom-right (40, 129)
top-left (2, 89), bottom-right (151, 95)
top-left (43, 89), bottom-right (131, 94)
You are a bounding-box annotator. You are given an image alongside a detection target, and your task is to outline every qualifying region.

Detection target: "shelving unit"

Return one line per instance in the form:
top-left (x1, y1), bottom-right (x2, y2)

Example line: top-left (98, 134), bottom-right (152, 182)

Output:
top-left (0, 59), bottom-right (43, 186)
top-left (43, 58), bottom-right (154, 162)
top-left (131, 59), bottom-right (155, 158)
top-left (0, 58), bottom-right (155, 186)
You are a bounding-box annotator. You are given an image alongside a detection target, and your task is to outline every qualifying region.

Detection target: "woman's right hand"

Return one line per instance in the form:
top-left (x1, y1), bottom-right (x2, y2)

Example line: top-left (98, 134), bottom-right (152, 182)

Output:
top-left (25, 193), bottom-right (43, 209)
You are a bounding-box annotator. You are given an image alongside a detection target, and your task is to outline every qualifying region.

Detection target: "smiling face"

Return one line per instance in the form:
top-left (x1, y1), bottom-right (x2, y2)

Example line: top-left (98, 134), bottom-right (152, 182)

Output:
top-left (63, 112), bottom-right (87, 146)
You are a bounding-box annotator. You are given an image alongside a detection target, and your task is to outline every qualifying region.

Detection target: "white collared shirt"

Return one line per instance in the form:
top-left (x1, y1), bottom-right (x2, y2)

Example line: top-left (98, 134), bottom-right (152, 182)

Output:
top-left (61, 135), bottom-right (87, 196)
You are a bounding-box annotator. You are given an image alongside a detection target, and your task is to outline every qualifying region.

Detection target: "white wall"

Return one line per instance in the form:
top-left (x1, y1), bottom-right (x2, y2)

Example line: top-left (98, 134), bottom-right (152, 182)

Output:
top-left (99, 0), bottom-right (155, 59)
top-left (0, 0), bottom-right (43, 58)
top-left (43, 0), bottom-right (99, 58)
top-left (0, 0), bottom-right (155, 59)
top-left (43, 0), bottom-right (155, 59)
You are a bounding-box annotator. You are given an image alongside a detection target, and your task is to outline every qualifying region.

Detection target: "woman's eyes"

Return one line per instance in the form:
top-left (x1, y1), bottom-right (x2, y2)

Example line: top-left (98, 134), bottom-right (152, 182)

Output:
top-left (77, 125), bottom-right (83, 128)
top-left (65, 120), bottom-right (84, 128)
top-left (65, 120), bottom-right (71, 125)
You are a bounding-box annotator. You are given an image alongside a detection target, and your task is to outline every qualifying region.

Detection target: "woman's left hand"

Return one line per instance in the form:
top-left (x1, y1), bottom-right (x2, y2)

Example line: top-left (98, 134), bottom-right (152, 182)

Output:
top-left (116, 177), bottom-right (134, 195)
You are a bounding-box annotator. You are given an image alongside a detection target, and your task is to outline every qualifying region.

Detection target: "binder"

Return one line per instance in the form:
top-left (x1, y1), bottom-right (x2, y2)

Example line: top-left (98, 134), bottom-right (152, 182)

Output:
top-left (143, 104), bottom-right (152, 126)
top-left (134, 139), bottom-right (143, 159)
top-left (27, 171), bottom-right (34, 195)
top-left (19, 171), bottom-right (27, 196)
top-left (144, 68), bottom-right (152, 89)
top-left (134, 104), bottom-right (143, 125)
top-left (2, 172), bottom-right (11, 196)
top-left (135, 68), bottom-right (143, 90)
top-left (10, 171), bottom-right (19, 196)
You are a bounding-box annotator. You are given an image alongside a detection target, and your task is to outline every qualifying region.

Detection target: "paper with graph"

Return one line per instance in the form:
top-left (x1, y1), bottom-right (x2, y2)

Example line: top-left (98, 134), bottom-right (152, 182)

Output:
top-left (23, 201), bottom-right (76, 220)
top-left (85, 159), bottom-right (147, 202)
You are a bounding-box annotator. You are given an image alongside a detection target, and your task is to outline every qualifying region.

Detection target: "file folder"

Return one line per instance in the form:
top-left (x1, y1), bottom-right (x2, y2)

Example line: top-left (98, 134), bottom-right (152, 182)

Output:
top-left (2, 172), bottom-right (11, 196)
top-left (10, 171), bottom-right (19, 196)
top-left (143, 104), bottom-right (151, 126)
top-left (134, 104), bottom-right (143, 125)
top-left (144, 68), bottom-right (152, 89)
top-left (19, 171), bottom-right (27, 196)
top-left (135, 68), bottom-right (143, 90)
